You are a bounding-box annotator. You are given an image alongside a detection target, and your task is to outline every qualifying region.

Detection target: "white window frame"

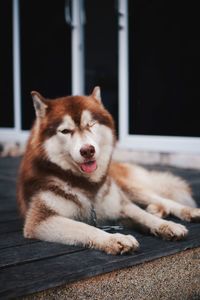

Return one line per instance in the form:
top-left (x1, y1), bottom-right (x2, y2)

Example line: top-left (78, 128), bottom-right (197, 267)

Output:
top-left (0, 0), bottom-right (84, 143)
top-left (118, 0), bottom-right (200, 154)
top-left (71, 0), bottom-right (85, 95)
top-left (0, 0), bottom-right (29, 143)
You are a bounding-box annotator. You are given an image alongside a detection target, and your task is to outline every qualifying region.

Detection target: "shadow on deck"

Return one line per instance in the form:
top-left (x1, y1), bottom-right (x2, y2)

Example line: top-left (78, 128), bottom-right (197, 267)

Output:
top-left (0, 157), bottom-right (200, 299)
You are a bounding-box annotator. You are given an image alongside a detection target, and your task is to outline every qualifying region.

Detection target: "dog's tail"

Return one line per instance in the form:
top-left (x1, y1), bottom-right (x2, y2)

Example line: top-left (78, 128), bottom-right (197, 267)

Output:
top-left (149, 170), bottom-right (197, 208)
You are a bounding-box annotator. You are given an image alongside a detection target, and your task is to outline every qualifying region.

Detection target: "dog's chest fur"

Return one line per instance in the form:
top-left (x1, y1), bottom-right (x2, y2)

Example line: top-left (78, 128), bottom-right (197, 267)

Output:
top-left (39, 175), bottom-right (123, 224)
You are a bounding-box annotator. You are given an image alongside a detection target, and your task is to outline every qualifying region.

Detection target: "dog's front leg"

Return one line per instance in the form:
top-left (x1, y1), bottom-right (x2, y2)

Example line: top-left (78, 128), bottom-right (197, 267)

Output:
top-left (25, 215), bottom-right (139, 255)
top-left (121, 202), bottom-right (188, 240)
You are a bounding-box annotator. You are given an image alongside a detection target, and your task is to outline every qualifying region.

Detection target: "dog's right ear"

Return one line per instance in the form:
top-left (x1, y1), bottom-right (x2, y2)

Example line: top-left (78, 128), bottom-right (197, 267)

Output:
top-left (91, 86), bottom-right (102, 104)
top-left (31, 91), bottom-right (48, 118)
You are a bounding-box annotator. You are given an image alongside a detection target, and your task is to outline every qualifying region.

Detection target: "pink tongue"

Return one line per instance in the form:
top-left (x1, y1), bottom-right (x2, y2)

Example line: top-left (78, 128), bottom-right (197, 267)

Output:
top-left (80, 161), bottom-right (97, 173)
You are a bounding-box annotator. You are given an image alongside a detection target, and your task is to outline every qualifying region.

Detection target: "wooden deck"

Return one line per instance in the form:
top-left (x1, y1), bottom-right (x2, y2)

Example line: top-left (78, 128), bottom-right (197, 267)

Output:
top-left (0, 157), bottom-right (200, 299)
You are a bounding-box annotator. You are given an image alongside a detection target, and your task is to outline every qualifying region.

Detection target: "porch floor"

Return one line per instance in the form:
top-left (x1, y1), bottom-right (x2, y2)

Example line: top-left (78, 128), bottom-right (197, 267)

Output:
top-left (0, 157), bottom-right (200, 299)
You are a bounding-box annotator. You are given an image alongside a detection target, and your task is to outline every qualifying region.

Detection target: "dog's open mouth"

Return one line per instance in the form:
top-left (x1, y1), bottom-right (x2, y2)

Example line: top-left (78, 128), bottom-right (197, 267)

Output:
top-left (80, 160), bottom-right (97, 173)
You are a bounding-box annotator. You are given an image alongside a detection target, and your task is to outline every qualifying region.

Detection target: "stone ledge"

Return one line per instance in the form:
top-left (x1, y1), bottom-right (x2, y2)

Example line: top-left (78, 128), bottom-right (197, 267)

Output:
top-left (113, 147), bottom-right (200, 170)
top-left (22, 247), bottom-right (200, 300)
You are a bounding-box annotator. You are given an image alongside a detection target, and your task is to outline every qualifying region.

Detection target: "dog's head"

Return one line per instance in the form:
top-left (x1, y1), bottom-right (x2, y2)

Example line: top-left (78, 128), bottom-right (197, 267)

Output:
top-left (31, 87), bottom-right (115, 182)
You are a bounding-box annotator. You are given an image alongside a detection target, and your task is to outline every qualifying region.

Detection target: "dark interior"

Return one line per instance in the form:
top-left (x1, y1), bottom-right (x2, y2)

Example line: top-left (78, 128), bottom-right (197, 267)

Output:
top-left (84, 0), bottom-right (118, 133)
top-left (0, 0), bottom-right (14, 128)
top-left (20, 0), bottom-right (71, 130)
top-left (129, 0), bottom-right (200, 137)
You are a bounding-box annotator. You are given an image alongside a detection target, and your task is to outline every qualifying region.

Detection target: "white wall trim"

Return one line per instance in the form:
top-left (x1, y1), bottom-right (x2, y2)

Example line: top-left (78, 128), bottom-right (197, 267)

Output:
top-left (1, 0), bottom-right (84, 143)
top-left (118, 0), bottom-right (129, 143)
top-left (118, 134), bottom-right (200, 154)
top-left (71, 0), bottom-right (85, 95)
top-left (0, 0), bottom-right (24, 143)
top-left (13, 0), bottom-right (22, 132)
top-left (0, 129), bottom-right (29, 143)
top-left (118, 0), bottom-right (200, 154)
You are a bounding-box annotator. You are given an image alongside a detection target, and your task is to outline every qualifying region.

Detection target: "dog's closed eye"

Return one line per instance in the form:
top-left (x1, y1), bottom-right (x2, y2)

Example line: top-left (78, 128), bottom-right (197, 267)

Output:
top-left (60, 129), bottom-right (73, 135)
top-left (87, 121), bottom-right (97, 128)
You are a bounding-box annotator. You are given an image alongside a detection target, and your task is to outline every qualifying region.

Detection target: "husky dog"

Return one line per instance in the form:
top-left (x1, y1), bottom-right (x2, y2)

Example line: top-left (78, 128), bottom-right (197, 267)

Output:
top-left (17, 87), bottom-right (200, 254)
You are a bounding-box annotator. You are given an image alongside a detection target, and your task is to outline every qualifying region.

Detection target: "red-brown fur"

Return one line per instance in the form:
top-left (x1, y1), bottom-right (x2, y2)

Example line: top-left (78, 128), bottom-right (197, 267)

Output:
top-left (16, 88), bottom-right (200, 255)
top-left (17, 93), bottom-right (115, 217)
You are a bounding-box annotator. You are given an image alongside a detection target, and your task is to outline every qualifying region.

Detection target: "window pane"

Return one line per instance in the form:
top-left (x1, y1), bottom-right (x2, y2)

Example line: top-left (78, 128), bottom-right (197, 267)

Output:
top-left (85, 0), bottom-right (118, 132)
top-left (129, 0), bottom-right (200, 137)
top-left (0, 0), bottom-right (14, 128)
top-left (20, 0), bottom-right (71, 130)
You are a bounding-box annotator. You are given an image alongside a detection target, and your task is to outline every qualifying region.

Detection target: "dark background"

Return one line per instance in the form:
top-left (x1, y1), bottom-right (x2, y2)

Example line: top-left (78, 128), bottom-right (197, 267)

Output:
top-left (84, 0), bottom-right (118, 132)
top-left (20, 0), bottom-right (71, 130)
top-left (0, 0), bottom-right (14, 128)
top-left (129, 0), bottom-right (200, 137)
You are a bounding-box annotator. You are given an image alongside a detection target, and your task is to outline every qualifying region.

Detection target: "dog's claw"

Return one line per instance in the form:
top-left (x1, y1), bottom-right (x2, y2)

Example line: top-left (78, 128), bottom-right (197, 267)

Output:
top-left (103, 233), bottom-right (139, 255)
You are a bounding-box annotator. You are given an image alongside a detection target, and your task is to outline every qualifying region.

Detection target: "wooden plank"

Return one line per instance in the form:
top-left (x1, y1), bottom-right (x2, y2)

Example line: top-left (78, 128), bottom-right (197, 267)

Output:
top-left (0, 210), bottom-right (19, 222)
top-left (0, 157), bottom-right (21, 169)
top-left (190, 180), bottom-right (200, 188)
top-left (0, 195), bottom-right (16, 202)
top-left (189, 178), bottom-right (200, 185)
top-left (0, 219), bottom-right (22, 234)
top-left (0, 176), bottom-right (16, 183)
top-left (0, 225), bottom-right (200, 299)
top-left (0, 199), bottom-right (17, 212)
top-left (0, 242), bottom-right (85, 269)
top-left (0, 185), bottom-right (16, 198)
top-left (190, 183), bottom-right (200, 204)
top-left (146, 165), bottom-right (200, 183)
top-left (0, 231), bottom-right (38, 250)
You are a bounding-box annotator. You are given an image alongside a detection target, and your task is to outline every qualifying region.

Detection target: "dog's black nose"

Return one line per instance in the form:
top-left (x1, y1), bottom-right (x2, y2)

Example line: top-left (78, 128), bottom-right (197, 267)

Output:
top-left (80, 144), bottom-right (95, 159)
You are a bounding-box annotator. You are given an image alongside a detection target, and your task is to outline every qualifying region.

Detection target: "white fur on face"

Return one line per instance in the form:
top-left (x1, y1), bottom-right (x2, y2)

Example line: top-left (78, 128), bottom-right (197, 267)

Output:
top-left (81, 110), bottom-right (93, 128)
top-left (69, 130), bottom-right (99, 163)
top-left (89, 123), bottom-right (113, 182)
top-left (44, 110), bottom-right (114, 181)
top-left (57, 115), bottom-right (76, 132)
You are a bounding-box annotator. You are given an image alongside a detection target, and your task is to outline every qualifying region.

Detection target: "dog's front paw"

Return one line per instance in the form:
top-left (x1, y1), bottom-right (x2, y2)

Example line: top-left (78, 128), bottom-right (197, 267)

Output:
top-left (154, 221), bottom-right (188, 240)
top-left (181, 208), bottom-right (200, 222)
top-left (103, 233), bottom-right (139, 255)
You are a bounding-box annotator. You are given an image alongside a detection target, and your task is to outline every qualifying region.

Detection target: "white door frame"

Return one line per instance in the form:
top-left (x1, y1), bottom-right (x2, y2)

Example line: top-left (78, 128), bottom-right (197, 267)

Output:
top-left (118, 0), bottom-right (200, 154)
top-left (0, 0), bottom-right (29, 143)
top-left (71, 0), bottom-right (85, 95)
top-left (0, 0), bottom-right (84, 143)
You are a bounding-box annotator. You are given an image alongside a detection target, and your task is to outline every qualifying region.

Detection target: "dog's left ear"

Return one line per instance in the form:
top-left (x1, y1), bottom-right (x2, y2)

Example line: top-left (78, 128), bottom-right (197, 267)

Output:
top-left (91, 86), bottom-right (102, 104)
top-left (31, 91), bottom-right (48, 118)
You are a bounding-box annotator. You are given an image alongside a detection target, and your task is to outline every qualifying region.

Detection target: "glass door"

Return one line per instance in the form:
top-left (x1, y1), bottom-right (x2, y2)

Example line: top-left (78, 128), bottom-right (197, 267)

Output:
top-left (0, 0), bottom-right (72, 143)
top-left (20, 0), bottom-right (72, 130)
top-left (0, 0), bottom-right (14, 128)
top-left (118, 0), bottom-right (200, 153)
top-left (84, 0), bottom-right (119, 132)
top-left (129, 0), bottom-right (200, 137)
